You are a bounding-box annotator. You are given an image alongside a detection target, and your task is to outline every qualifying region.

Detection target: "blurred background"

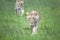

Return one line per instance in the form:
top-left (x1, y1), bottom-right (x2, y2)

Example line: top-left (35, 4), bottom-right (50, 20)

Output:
top-left (0, 0), bottom-right (60, 40)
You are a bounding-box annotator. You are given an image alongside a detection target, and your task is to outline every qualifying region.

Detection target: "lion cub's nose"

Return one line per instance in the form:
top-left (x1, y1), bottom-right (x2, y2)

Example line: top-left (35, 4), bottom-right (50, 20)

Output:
top-left (31, 23), bottom-right (33, 24)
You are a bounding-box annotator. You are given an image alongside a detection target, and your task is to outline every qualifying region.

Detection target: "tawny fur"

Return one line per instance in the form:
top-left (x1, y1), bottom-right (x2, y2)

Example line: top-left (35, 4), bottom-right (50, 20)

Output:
top-left (26, 10), bottom-right (40, 35)
top-left (15, 0), bottom-right (24, 16)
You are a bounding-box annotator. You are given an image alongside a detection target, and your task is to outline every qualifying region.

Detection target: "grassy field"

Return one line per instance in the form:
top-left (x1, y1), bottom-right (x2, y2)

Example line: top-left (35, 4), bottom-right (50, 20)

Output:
top-left (0, 0), bottom-right (60, 40)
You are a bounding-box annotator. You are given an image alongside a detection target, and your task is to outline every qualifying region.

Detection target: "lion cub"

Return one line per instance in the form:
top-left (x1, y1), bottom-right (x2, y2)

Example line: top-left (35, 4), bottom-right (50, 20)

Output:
top-left (15, 0), bottom-right (24, 16)
top-left (26, 10), bottom-right (40, 35)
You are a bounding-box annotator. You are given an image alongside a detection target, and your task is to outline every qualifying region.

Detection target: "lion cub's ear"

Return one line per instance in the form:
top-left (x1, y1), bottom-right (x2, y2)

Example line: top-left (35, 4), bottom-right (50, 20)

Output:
top-left (26, 12), bottom-right (31, 19)
top-left (26, 12), bottom-right (30, 16)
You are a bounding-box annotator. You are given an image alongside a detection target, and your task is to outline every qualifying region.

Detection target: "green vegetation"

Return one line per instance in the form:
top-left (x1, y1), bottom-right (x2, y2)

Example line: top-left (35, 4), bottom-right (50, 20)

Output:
top-left (0, 0), bottom-right (60, 40)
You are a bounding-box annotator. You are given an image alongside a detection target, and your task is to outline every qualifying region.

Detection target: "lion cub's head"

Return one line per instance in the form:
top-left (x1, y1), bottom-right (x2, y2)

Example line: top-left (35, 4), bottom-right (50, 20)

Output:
top-left (26, 10), bottom-right (40, 26)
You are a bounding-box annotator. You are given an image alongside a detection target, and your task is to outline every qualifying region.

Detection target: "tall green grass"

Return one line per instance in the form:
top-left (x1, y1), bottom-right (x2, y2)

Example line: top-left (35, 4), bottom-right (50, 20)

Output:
top-left (0, 0), bottom-right (60, 40)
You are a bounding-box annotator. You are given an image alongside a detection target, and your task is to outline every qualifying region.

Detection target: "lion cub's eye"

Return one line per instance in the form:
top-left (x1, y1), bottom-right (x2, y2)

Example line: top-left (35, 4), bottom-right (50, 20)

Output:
top-left (29, 17), bottom-right (30, 19)
top-left (19, 3), bottom-right (20, 5)
top-left (29, 17), bottom-right (31, 20)
top-left (18, 0), bottom-right (19, 2)
top-left (33, 17), bottom-right (34, 19)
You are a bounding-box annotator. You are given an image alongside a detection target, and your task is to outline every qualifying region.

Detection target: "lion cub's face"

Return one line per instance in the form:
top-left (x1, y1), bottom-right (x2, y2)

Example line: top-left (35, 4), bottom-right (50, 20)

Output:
top-left (26, 11), bottom-right (40, 26)
top-left (26, 12), bottom-right (35, 26)
top-left (16, 0), bottom-right (24, 7)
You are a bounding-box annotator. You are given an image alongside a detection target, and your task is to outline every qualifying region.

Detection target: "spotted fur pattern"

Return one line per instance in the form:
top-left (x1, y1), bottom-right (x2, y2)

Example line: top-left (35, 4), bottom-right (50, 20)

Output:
top-left (15, 0), bottom-right (24, 16)
top-left (26, 10), bottom-right (41, 35)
